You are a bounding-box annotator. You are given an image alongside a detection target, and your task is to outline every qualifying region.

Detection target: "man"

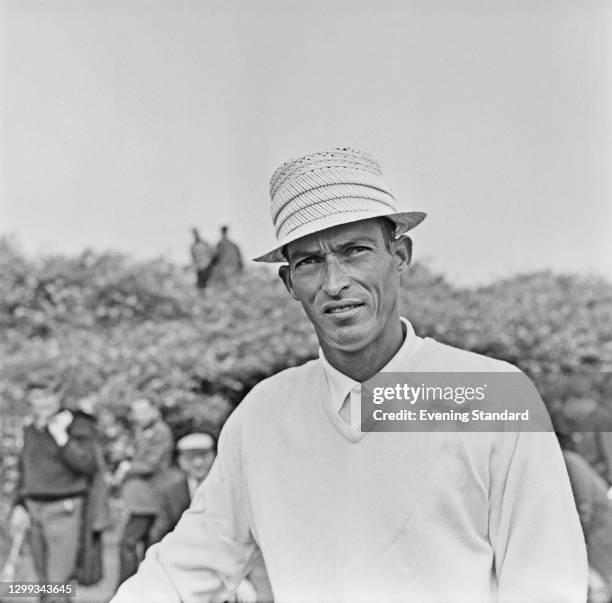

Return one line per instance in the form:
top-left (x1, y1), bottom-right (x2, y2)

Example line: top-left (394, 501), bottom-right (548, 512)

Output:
top-left (9, 383), bottom-right (97, 592)
top-left (559, 432), bottom-right (612, 603)
top-left (113, 147), bottom-right (587, 602)
top-left (209, 225), bottom-right (243, 284)
top-left (116, 397), bottom-right (173, 584)
top-left (151, 433), bottom-right (217, 541)
top-left (190, 227), bottom-right (215, 289)
top-left (152, 433), bottom-right (269, 603)
top-left (71, 394), bottom-right (112, 587)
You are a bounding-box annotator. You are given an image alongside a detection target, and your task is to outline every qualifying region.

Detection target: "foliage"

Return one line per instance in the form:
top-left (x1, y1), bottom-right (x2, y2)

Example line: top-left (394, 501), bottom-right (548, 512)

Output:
top-left (1, 236), bottom-right (611, 516)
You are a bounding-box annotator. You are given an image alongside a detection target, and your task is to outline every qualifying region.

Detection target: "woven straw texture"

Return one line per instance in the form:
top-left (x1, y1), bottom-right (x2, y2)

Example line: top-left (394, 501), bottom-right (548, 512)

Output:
top-left (254, 146), bottom-right (426, 262)
top-left (270, 147), bottom-right (398, 239)
top-left (270, 147), bottom-right (383, 198)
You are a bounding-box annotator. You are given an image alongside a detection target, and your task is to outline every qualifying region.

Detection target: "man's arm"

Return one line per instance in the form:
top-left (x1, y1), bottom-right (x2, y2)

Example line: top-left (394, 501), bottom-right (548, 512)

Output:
top-left (111, 412), bottom-right (258, 603)
top-left (57, 414), bottom-right (97, 476)
top-left (489, 429), bottom-right (588, 602)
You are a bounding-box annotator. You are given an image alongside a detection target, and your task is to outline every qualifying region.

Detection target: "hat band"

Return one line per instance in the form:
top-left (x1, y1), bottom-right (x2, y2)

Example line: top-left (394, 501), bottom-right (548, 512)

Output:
top-left (274, 183), bottom-right (396, 238)
top-left (276, 195), bottom-right (397, 240)
top-left (271, 168), bottom-right (394, 222)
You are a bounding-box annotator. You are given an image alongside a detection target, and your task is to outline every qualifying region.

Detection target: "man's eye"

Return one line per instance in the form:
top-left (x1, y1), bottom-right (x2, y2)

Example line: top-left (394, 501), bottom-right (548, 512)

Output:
top-left (295, 256), bottom-right (319, 268)
top-left (347, 246), bottom-right (369, 254)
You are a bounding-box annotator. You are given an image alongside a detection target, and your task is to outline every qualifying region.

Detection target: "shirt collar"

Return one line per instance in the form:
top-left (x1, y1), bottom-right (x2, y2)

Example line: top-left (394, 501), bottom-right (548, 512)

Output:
top-left (319, 317), bottom-right (423, 414)
top-left (187, 476), bottom-right (201, 500)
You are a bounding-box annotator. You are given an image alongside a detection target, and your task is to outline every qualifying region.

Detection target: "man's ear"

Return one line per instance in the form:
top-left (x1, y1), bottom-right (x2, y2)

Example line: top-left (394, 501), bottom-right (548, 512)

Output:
top-left (393, 236), bottom-right (412, 273)
top-left (278, 265), bottom-right (298, 299)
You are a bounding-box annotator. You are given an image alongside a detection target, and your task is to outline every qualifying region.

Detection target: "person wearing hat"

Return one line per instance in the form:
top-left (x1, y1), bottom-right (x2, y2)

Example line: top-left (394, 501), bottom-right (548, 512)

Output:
top-left (152, 433), bottom-right (217, 540)
top-left (113, 147), bottom-right (587, 602)
top-left (151, 433), bottom-right (270, 603)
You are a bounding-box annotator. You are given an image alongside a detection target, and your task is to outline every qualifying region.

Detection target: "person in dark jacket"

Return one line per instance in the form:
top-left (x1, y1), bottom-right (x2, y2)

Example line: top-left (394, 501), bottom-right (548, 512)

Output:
top-left (9, 383), bottom-right (98, 593)
top-left (152, 433), bottom-right (270, 603)
top-left (115, 397), bottom-right (173, 585)
top-left (151, 433), bottom-right (216, 540)
top-left (72, 395), bottom-right (112, 587)
top-left (209, 225), bottom-right (243, 285)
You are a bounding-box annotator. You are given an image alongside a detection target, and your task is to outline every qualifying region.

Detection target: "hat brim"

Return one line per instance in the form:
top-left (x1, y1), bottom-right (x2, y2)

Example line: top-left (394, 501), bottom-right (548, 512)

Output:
top-left (253, 210), bottom-right (426, 263)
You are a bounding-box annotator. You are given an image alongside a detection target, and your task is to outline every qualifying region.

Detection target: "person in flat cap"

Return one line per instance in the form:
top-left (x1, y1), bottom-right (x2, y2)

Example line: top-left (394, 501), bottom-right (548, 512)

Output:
top-left (151, 433), bottom-right (217, 542)
top-left (113, 147), bottom-right (587, 602)
top-left (149, 433), bottom-right (271, 603)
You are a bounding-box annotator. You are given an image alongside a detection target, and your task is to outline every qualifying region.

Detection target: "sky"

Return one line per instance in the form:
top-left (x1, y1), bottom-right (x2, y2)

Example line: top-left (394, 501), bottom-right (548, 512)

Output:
top-left (1, 0), bottom-right (611, 285)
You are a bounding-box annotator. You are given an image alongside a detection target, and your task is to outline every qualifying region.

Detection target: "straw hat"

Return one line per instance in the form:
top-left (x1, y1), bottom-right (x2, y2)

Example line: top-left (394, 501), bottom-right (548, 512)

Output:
top-left (253, 146), bottom-right (426, 263)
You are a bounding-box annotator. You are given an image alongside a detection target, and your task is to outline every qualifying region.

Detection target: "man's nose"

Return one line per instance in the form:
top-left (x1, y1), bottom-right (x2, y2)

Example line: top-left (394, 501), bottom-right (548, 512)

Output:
top-left (321, 256), bottom-right (350, 296)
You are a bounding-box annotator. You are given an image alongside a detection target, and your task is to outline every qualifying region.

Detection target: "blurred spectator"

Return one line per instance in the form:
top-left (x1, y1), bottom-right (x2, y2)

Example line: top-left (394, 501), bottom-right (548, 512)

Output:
top-left (209, 225), bottom-right (243, 284)
top-left (115, 398), bottom-right (173, 585)
top-left (563, 398), bottom-right (612, 485)
top-left (560, 433), bottom-right (612, 603)
top-left (152, 433), bottom-right (271, 603)
top-left (151, 433), bottom-right (216, 540)
top-left (9, 383), bottom-right (99, 599)
top-left (70, 394), bottom-right (112, 586)
top-left (190, 227), bottom-right (216, 289)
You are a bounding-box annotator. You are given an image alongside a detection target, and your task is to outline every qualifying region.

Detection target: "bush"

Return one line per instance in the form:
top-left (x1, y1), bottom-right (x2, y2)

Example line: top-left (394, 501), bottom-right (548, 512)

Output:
top-left (1, 236), bottom-right (610, 513)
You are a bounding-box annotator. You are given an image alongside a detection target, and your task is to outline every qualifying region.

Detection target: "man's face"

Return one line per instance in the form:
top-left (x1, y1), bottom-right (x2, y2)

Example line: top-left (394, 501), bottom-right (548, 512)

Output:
top-left (130, 399), bottom-right (157, 428)
top-left (29, 389), bottom-right (61, 424)
top-left (178, 450), bottom-right (215, 483)
top-left (280, 219), bottom-right (411, 354)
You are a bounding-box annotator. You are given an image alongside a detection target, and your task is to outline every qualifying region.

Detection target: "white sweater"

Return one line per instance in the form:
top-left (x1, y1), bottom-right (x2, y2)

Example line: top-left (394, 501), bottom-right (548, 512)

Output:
top-left (113, 336), bottom-right (587, 603)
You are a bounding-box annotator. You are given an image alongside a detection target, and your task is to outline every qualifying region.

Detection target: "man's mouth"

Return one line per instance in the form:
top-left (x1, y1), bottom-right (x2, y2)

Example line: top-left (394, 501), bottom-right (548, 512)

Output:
top-left (324, 301), bottom-right (364, 315)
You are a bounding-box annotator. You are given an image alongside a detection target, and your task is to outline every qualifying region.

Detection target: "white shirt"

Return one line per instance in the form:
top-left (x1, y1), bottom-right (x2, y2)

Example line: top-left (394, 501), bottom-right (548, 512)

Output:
top-left (187, 477), bottom-right (201, 500)
top-left (319, 317), bottom-right (424, 429)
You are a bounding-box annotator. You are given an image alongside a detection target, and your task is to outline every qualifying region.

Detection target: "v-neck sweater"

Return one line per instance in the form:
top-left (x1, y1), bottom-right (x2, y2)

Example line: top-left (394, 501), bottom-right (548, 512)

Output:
top-left (113, 336), bottom-right (587, 603)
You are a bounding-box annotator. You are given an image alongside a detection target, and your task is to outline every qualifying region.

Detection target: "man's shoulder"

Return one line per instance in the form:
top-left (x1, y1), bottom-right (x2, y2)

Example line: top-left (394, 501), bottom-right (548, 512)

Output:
top-left (230, 359), bottom-right (320, 418)
top-left (159, 467), bottom-right (188, 493)
top-left (248, 358), bottom-right (320, 396)
top-left (417, 337), bottom-right (521, 373)
top-left (68, 410), bottom-right (97, 435)
top-left (218, 359), bottom-right (321, 445)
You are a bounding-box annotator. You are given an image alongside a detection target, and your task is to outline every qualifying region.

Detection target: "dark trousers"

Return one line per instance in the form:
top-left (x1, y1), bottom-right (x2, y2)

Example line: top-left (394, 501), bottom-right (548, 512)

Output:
top-left (118, 514), bottom-right (156, 585)
top-left (25, 497), bottom-right (83, 583)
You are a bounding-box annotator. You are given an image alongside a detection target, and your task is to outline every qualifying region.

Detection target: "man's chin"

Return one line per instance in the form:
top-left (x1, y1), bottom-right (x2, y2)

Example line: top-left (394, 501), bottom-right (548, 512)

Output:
top-left (319, 322), bottom-right (373, 354)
